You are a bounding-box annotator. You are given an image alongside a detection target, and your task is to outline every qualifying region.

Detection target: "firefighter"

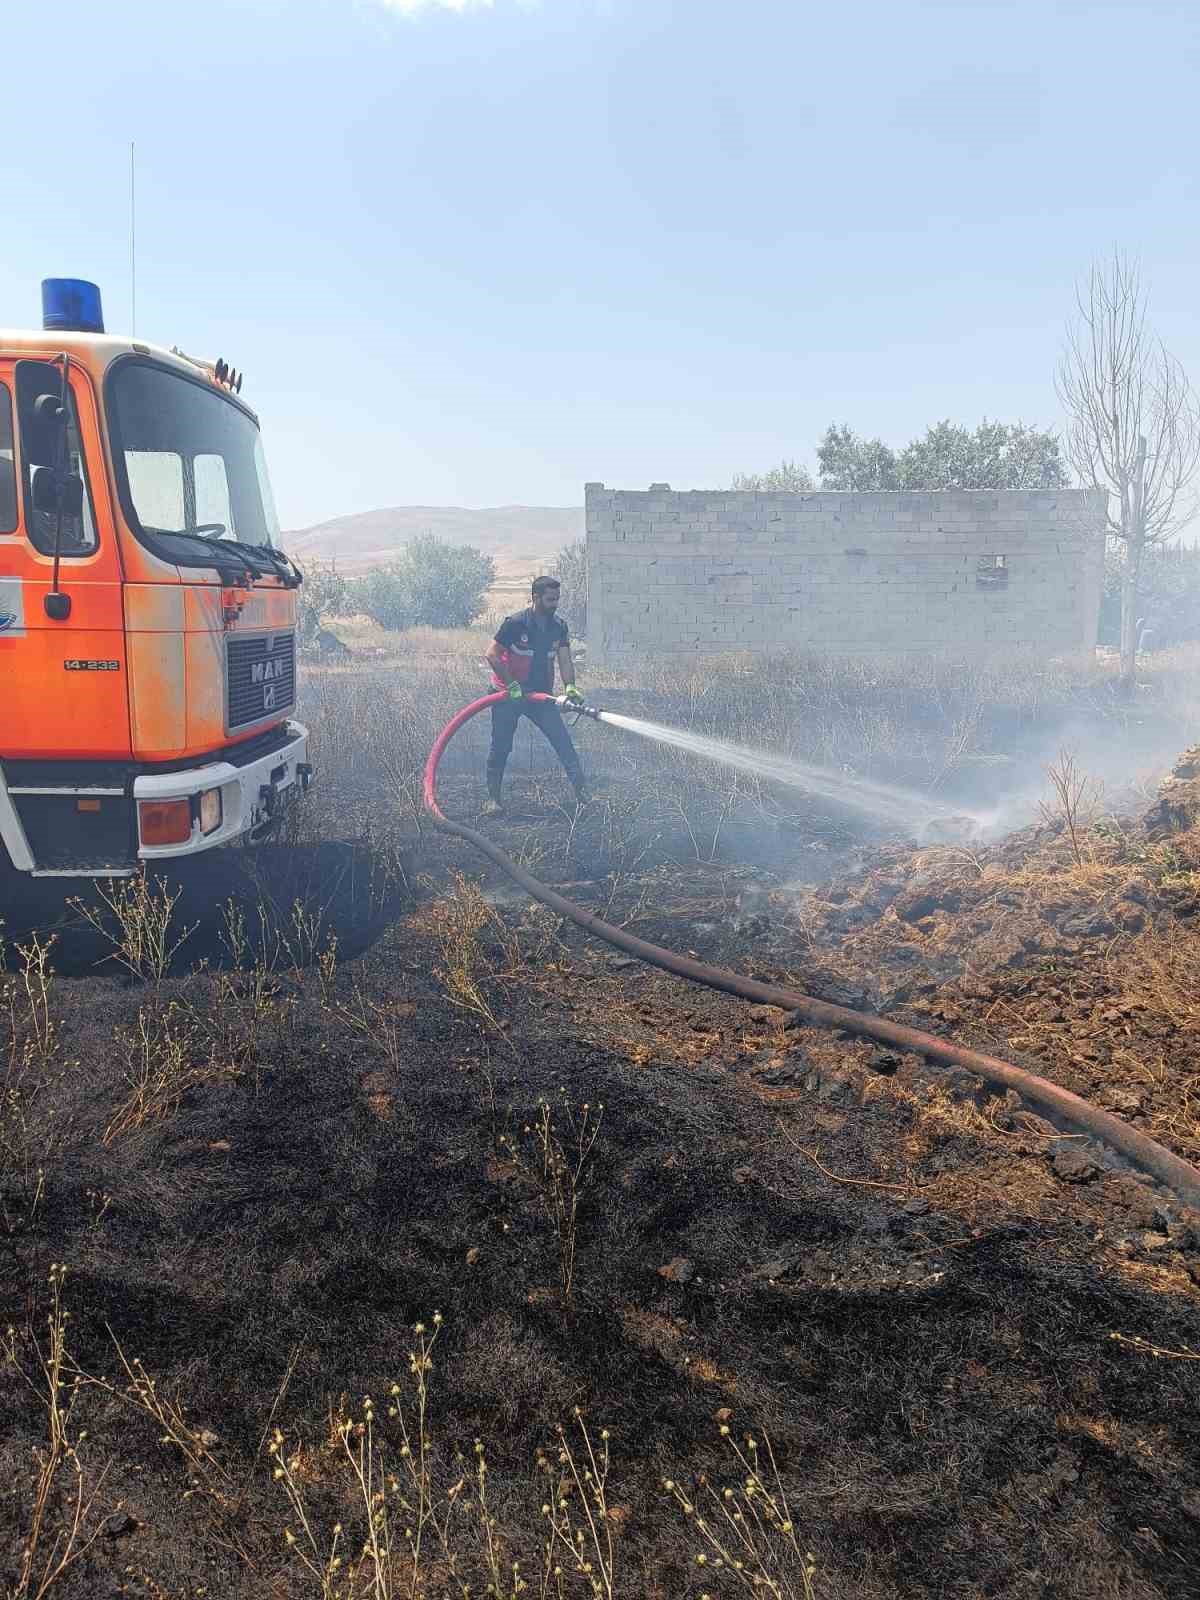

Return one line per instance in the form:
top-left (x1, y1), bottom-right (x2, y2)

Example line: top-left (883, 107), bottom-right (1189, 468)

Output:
top-left (482, 575), bottom-right (589, 815)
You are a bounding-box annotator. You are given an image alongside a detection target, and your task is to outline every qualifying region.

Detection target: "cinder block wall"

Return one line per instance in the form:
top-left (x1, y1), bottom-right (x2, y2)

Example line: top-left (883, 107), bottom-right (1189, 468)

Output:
top-left (585, 485), bottom-right (1105, 663)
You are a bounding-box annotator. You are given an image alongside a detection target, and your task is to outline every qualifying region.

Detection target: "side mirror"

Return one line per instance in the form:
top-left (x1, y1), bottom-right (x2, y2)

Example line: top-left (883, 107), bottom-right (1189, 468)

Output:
top-left (25, 392), bottom-right (67, 467)
top-left (31, 466), bottom-right (83, 516)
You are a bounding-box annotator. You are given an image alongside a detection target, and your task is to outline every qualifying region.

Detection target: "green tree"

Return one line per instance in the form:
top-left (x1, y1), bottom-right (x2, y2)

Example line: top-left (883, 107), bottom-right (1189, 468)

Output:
top-left (817, 425), bottom-right (898, 490)
top-left (816, 419), bottom-right (1066, 491)
top-left (896, 419), bottom-right (1068, 490)
top-left (351, 535), bottom-right (495, 631)
top-left (296, 559), bottom-right (349, 642)
top-left (731, 459), bottom-right (814, 491)
top-left (553, 540), bottom-right (588, 636)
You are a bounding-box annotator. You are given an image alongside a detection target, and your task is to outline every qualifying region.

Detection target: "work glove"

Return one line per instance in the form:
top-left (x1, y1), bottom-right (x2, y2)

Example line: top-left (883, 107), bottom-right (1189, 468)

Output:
top-left (505, 680), bottom-right (524, 701)
top-left (563, 684), bottom-right (585, 706)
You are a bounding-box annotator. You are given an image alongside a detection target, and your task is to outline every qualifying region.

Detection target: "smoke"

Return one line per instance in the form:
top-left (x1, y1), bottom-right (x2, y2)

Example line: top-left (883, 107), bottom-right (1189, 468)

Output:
top-left (964, 709), bottom-right (1186, 842)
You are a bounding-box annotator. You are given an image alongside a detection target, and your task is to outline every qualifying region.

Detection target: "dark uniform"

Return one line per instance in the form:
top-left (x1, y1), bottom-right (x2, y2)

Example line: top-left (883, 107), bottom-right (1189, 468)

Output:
top-left (486, 606), bottom-right (584, 801)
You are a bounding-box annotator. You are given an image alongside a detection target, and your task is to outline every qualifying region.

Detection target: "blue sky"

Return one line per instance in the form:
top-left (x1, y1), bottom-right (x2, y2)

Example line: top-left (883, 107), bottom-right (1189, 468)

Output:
top-left (2, 0), bottom-right (1197, 527)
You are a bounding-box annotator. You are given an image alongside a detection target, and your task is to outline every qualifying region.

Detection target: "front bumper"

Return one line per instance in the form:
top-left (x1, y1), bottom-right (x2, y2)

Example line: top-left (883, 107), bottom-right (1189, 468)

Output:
top-left (133, 720), bottom-right (311, 861)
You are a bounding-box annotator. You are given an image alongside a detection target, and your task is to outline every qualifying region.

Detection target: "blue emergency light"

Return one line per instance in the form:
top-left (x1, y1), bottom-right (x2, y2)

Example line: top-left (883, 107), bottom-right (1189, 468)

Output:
top-left (41, 278), bottom-right (105, 335)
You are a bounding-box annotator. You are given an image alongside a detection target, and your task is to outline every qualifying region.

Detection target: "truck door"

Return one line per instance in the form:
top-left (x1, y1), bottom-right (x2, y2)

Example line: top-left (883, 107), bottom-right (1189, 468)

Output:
top-left (0, 360), bottom-right (130, 761)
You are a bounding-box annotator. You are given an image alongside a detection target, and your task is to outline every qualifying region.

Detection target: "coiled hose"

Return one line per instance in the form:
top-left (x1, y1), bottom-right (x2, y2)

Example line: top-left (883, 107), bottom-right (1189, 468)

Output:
top-left (424, 691), bottom-right (1200, 1210)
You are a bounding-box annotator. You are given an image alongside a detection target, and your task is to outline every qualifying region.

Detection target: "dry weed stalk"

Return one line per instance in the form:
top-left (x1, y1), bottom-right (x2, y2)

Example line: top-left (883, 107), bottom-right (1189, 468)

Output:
top-left (71, 872), bottom-right (194, 984)
top-left (7, 934), bottom-right (58, 1064)
top-left (430, 874), bottom-right (515, 1044)
top-left (663, 1427), bottom-right (817, 1600)
top-left (271, 1313), bottom-right (492, 1599)
top-left (103, 1002), bottom-right (207, 1143)
top-left (1038, 749), bottom-right (1104, 868)
top-left (3, 1265), bottom-right (110, 1599)
top-left (317, 931), bottom-right (340, 1004)
top-left (538, 1413), bottom-right (617, 1598)
top-left (270, 1320), bottom-right (632, 1598)
top-left (500, 1099), bottom-right (604, 1303)
top-left (673, 779), bottom-right (742, 864)
top-left (77, 1332), bottom-right (266, 1575)
top-left (1108, 1331), bottom-right (1200, 1362)
top-left (2, 939), bottom-right (69, 1263)
top-left (209, 896), bottom-right (308, 1077)
top-left (335, 984), bottom-right (409, 1075)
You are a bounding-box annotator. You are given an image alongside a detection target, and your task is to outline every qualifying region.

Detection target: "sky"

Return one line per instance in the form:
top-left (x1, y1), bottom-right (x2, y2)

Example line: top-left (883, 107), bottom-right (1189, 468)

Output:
top-left (1, 0), bottom-right (1197, 529)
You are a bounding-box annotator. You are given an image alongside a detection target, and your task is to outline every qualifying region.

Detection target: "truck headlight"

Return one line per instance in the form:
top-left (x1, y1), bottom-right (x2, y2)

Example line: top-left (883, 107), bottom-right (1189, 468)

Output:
top-left (199, 786), bottom-right (223, 836)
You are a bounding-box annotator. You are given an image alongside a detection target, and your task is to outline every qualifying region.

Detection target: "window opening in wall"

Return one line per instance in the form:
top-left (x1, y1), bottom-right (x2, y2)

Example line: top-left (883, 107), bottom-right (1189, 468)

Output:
top-left (976, 553), bottom-right (1008, 590)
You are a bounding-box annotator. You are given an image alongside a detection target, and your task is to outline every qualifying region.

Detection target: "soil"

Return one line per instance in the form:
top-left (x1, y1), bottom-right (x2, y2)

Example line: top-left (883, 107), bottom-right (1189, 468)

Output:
top-left (2, 758), bottom-right (1199, 1597)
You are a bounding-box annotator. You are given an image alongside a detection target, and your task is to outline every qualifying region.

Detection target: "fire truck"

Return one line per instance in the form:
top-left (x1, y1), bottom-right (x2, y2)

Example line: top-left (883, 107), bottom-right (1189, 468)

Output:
top-left (0, 278), bottom-right (310, 880)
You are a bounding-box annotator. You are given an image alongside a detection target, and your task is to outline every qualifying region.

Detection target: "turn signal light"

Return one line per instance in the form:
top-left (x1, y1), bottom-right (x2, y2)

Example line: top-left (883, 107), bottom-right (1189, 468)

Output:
top-left (138, 798), bottom-right (192, 847)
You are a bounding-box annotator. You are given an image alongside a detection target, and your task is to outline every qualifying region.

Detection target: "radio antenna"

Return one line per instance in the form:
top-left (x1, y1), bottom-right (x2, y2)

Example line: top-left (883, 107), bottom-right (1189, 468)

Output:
top-left (129, 141), bottom-right (136, 337)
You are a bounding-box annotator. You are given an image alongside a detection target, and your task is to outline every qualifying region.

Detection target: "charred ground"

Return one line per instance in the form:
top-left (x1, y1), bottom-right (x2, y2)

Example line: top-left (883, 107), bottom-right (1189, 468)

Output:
top-left (2, 638), bottom-right (1199, 1598)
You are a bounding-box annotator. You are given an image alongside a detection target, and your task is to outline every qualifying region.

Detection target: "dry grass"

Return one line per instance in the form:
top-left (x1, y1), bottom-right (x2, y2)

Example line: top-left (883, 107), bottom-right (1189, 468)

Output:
top-left (499, 1098), bottom-right (605, 1304)
top-left (69, 873), bottom-right (195, 986)
top-left (300, 631), bottom-right (1200, 878)
top-left (102, 1003), bottom-right (207, 1143)
top-left (6, 634), bottom-right (1200, 1598)
top-left (1116, 921), bottom-right (1200, 1033)
top-left (426, 873), bottom-right (516, 1042)
top-left (2, 1266), bottom-right (109, 1600)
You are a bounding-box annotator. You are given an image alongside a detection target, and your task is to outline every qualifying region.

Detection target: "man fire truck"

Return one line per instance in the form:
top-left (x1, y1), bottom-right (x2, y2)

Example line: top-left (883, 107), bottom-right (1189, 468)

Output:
top-left (0, 278), bottom-right (310, 879)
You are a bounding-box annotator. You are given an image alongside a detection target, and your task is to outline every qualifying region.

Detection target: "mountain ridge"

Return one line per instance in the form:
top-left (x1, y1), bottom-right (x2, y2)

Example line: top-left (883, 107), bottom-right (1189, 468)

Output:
top-left (283, 503), bottom-right (584, 577)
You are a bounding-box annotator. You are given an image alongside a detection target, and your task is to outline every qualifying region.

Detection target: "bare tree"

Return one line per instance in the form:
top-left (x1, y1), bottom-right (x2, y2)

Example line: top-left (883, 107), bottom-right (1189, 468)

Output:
top-left (1057, 251), bottom-right (1200, 684)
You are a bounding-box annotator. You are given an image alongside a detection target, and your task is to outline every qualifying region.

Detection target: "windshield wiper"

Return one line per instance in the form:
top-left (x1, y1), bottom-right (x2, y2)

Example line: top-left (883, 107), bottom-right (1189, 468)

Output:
top-left (149, 529), bottom-right (274, 579)
top-left (144, 528), bottom-right (300, 587)
top-left (236, 542), bottom-right (302, 587)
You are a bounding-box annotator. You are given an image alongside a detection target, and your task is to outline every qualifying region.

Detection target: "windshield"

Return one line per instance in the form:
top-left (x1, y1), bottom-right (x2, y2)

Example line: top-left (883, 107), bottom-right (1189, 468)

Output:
top-left (107, 360), bottom-right (281, 558)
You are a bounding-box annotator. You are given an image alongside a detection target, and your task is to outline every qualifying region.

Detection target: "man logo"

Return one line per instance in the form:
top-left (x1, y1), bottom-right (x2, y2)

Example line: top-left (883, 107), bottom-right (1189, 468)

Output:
top-left (264, 685), bottom-right (277, 710)
top-left (250, 660), bottom-right (287, 684)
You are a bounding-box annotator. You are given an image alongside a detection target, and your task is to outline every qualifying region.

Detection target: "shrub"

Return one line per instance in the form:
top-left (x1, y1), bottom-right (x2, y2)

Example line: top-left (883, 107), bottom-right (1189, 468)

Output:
top-left (554, 539), bottom-right (588, 636)
top-left (732, 458), bottom-right (815, 491)
top-left (351, 535), bottom-right (495, 630)
top-left (295, 559), bottom-right (349, 641)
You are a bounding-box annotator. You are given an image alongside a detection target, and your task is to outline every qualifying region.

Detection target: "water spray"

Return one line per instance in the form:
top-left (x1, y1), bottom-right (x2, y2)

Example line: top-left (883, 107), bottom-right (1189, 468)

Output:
top-left (587, 708), bottom-right (981, 838)
top-left (423, 692), bottom-right (1200, 1210)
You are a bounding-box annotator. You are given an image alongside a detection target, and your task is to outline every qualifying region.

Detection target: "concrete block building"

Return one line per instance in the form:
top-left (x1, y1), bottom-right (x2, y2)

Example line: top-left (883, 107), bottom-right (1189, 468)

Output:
top-left (585, 484), bottom-right (1105, 664)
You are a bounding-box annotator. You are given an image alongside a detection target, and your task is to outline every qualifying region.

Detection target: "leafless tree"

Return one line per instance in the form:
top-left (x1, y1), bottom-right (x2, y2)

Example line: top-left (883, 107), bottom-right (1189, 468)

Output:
top-left (1057, 251), bottom-right (1200, 684)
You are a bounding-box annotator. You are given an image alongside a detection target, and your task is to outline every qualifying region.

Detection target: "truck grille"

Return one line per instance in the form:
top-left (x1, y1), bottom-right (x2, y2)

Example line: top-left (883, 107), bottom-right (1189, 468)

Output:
top-left (227, 633), bottom-right (296, 730)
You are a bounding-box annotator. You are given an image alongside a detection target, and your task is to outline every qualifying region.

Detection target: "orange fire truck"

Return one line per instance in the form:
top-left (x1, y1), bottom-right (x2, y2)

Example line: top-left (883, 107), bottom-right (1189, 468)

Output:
top-left (0, 278), bottom-right (310, 879)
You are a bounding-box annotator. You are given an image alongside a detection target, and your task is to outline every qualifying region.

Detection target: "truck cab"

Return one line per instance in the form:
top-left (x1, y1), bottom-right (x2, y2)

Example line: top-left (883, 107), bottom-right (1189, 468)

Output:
top-left (0, 278), bottom-right (310, 879)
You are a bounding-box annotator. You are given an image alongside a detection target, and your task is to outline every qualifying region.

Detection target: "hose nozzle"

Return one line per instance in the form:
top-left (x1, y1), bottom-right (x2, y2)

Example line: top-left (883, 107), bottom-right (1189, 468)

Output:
top-left (555, 694), bottom-right (603, 720)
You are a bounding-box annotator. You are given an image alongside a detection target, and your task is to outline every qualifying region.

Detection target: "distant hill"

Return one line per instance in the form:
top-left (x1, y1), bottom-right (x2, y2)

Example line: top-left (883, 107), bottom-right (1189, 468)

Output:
top-left (283, 504), bottom-right (584, 592)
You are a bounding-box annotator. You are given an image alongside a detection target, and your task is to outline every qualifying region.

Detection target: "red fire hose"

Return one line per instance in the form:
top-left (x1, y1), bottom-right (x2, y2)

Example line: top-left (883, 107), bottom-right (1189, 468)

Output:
top-left (424, 692), bottom-right (1200, 1210)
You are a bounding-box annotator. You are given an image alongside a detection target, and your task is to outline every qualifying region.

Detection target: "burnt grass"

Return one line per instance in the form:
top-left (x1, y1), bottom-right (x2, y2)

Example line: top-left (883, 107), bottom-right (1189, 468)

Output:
top-left (4, 741), bottom-right (1200, 1594)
